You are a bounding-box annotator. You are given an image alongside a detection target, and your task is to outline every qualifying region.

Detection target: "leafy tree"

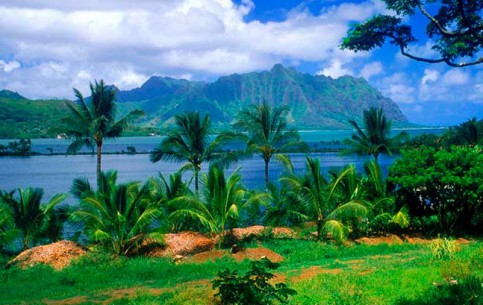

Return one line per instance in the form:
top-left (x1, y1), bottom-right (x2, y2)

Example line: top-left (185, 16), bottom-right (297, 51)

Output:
top-left (233, 101), bottom-right (304, 187)
top-left (0, 188), bottom-right (66, 250)
top-left (70, 171), bottom-right (164, 255)
top-left (341, 0), bottom-right (482, 67)
top-left (150, 112), bottom-right (236, 192)
top-left (212, 258), bottom-right (297, 305)
top-left (344, 107), bottom-right (408, 161)
top-left (62, 80), bottom-right (144, 185)
top-left (388, 146), bottom-right (483, 233)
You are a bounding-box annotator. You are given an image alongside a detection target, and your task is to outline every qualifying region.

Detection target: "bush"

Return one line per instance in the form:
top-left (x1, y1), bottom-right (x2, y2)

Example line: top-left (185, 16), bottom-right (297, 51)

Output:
top-left (429, 237), bottom-right (457, 260)
top-left (212, 258), bottom-right (297, 305)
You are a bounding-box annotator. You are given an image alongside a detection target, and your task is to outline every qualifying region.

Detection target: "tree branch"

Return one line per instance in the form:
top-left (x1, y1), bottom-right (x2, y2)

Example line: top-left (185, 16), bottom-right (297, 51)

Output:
top-left (399, 45), bottom-right (483, 67)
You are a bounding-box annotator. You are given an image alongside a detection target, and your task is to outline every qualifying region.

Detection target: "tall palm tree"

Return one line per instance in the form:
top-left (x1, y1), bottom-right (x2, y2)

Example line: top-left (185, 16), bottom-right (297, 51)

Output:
top-left (70, 171), bottom-right (164, 255)
top-left (233, 101), bottom-right (304, 187)
top-left (344, 107), bottom-right (408, 161)
top-left (0, 188), bottom-right (66, 250)
top-left (150, 112), bottom-right (236, 192)
top-left (62, 80), bottom-right (144, 185)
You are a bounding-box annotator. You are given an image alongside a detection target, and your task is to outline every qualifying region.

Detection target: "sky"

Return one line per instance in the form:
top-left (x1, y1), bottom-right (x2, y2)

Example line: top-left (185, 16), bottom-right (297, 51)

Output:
top-left (0, 0), bottom-right (481, 126)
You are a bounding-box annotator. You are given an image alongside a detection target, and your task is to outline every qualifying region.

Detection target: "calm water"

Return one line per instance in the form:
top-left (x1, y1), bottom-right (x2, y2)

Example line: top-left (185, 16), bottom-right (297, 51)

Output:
top-left (0, 129), bottom-right (444, 202)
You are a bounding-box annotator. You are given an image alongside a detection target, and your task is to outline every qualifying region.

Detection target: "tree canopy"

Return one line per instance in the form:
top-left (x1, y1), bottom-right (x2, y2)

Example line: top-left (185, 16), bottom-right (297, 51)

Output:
top-left (341, 0), bottom-right (483, 67)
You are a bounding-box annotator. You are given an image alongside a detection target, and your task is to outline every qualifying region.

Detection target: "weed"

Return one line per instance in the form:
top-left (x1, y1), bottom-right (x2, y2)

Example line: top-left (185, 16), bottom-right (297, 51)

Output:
top-left (212, 258), bottom-right (297, 305)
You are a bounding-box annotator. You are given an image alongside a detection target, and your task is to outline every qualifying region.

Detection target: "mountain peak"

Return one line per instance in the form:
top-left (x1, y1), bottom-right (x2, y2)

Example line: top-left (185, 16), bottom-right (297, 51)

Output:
top-left (0, 89), bottom-right (26, 100)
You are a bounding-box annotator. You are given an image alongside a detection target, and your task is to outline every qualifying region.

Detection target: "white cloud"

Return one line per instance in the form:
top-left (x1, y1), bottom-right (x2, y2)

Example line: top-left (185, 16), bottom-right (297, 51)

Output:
top-left (375, 72), bottom-right (415, 104)
top-left (420, 69), bottom-right (439, 85)
top-left (442, 70), bottom-right (469, 85)
top-left (0, 0), bottom-right (386, 98)
top-left (317, 59), bottom-right (353, 78)
top-left (0, 60), bottom-right (20, 72)
top-left (360, 61), bottom-right (383, 80)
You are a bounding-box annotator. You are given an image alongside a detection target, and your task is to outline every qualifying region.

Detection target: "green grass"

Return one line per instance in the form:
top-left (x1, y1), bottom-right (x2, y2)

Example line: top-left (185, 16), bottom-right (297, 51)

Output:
top-left (0, 240), bottom-right (481, 305)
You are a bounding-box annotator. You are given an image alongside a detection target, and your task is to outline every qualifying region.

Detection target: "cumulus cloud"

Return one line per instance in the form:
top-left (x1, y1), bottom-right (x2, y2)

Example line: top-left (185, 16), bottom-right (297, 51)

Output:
top-left (360, 61), bottom-right (383, 80)
top-left (0, 60), bottom-right (20, 72)
top-left (375, 72), bottom-right (416, 104)
top-left (0, 0), bottom-right (386, 98)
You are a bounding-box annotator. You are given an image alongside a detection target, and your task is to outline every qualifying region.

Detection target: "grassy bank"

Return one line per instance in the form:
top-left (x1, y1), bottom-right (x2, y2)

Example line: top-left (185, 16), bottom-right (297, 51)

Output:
top-left (1, 239), bottom-right (481, 305)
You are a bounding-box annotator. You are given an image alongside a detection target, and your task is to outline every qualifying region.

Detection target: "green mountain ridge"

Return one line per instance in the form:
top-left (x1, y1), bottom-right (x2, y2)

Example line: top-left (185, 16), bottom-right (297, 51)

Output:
top-left (0, 64), bottom-right (408, 138)
top-left (116, 64), bottom-right (407, 130)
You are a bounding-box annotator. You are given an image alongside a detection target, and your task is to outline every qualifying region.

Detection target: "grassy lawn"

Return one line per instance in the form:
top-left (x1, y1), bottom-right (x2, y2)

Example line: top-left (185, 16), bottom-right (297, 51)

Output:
top-left (1, 239), bottom-right (482, 305)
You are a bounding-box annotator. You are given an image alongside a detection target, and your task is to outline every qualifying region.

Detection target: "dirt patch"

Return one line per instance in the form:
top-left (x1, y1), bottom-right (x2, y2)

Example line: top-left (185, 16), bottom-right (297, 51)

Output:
top-left (232, 247), bottom-right (284, 263)
top-left (456, 238), bottom-right (471, 245)
top-left (186, 250), bottom-right (226, 263)
top-left (342, 259), bottom-right (365, 265)
top-left (8, 240), bottom-right (87, 270)
top-left (291, 266), bottom-right (343, 282)
top-left (271, 227), bottom-right (297, 238)
top-left (146, 231), bottom-right (215, 258)
top-left (355, 234), bottom-right (404, 245)
top-left (225, 226), bottom-right (297, 242)
top-left (185, 247), bottom-right (284, 264)
top-left (370, 255), bottom-right (392, 260)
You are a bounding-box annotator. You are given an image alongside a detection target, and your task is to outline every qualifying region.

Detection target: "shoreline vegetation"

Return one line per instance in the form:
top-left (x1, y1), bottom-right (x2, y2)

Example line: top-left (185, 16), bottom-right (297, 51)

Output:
top-left (0, 81), bottom-right (481, 305)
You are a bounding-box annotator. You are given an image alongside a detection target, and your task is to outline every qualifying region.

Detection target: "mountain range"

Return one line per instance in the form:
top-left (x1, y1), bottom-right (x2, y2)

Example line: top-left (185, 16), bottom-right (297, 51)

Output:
top-left (0, 64), bottom-right (408, 138)
top-left (115, 64), bottom-right (407, 129)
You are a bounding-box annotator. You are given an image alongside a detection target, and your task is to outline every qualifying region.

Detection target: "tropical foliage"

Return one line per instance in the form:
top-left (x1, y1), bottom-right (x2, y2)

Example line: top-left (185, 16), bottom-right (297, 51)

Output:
top-left (70, 171), bottom-right (164, 255)
top-left (62, 80), bottom-right (144, 184)
top-left (150, 111), bottom-right (237, 191)
top-left (388, 145), bottom-right (483, 233)
top-left (168, 165), bottom-right (265, 238)
top-left (233, 101), bottom-right (304, 186)
top-left (0, 203), bottom-right (17, 251)
top-left (344, 107), bottom-right (408, 160)
top-left (0, 188), bottom-right (66, 250)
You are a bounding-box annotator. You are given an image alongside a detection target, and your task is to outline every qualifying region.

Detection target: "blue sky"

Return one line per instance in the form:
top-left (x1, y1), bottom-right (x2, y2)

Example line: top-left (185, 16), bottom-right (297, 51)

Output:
top-left (0, 0), bottom-right (481, 125)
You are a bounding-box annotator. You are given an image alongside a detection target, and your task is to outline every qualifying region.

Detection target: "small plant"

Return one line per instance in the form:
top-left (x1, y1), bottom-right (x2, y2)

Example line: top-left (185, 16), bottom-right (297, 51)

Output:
top-left (212, 258), bottom-right (297, 305)
top-left (429, 237), bottom-right (457, 260)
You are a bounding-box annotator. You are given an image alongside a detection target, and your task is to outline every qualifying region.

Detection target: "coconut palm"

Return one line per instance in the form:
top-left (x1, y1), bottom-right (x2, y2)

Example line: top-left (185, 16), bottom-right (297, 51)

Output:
top-left (0, 188), bottom-right (66, 250)
top-left (344, 107), bottom-right (408, 161)
top-left (62, 80), bottom-right (144, 185)
top-left (70, 171), bottom-right (164, 255)
top-left (282, 157), bottom-right (368, 242)
top-left (233, 101), bottom-right (304, 187)
top-left (150, 112), bottom-right (237, 192)
top-left (263, 182), bottom-right (307, 227)
top-left (169, 165), bottom-right (265, 238)
top-left (145, 171), bottom-right (193, 232)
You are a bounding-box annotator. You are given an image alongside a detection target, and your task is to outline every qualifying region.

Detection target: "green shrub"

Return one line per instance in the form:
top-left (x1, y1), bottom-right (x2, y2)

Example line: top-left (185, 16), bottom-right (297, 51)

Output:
top-left (212, 258), bottom-right (297, 305)
top-left (429, 237), bottom-right (457, 260)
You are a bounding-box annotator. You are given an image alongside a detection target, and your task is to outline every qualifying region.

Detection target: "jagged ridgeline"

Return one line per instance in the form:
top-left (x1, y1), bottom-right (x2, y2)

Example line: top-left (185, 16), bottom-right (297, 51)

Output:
top-left (0, 64), bottom-right (407, 138)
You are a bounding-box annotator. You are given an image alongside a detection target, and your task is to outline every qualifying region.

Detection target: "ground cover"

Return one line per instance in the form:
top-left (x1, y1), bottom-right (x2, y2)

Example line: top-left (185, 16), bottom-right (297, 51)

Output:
top-left (0, 237), bottom-right (481, 305)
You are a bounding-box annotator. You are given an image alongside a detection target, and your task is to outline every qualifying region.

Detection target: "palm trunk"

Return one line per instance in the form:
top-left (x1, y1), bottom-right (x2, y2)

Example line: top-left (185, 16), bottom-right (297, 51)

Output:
top-left (264, 158), bottom-right (269, 188)
top-left (194, 167), bottom-right (199, 193)
top-left (96, 142), bottom-right (102, 187)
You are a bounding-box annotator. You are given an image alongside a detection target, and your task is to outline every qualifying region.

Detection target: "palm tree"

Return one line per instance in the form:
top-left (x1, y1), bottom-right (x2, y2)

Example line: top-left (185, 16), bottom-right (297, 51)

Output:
top-left (0, 188), bottom-right (66, 250)
top-left (344, 107), bottom-right (408, 161)
top-left (233, 101), bottom-right (304, 187)
top-left (169, 165), bottom-right (265, 239)
top-left (150, 112), bottom-right (236, 192)
top-left (70, 171), bottom-right (164, 255)
top-left (263, 182), bottom-right (307, 227)
top-left (62, 80), bottom-right (144, 185)
top-left (282, 157), bottom-right (367, 242)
